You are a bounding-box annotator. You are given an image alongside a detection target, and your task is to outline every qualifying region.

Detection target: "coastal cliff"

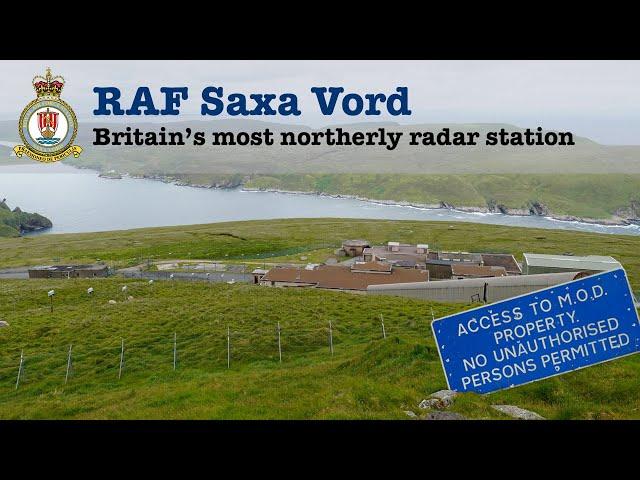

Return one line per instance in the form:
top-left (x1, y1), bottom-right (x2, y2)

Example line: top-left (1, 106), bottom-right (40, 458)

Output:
top-left (0, 199), bottom-right (52, 236)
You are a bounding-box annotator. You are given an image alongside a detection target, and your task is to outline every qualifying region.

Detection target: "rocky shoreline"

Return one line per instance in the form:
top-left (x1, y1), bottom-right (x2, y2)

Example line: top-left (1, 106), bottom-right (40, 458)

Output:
top-left (87, 169), bottom-right (639, 228)
top-left (240, 187), bottom-right (639, 227)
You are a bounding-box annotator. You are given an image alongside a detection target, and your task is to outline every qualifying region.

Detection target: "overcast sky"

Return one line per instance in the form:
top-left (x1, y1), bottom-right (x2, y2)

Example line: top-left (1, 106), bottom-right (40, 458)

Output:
top-left (2, 60), bottom-right (639, 144)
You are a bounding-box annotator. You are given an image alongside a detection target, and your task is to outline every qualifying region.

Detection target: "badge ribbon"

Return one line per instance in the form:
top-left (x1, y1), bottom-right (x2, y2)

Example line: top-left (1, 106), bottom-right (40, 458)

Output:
top-left (13, 144), bottom-right (83, 163)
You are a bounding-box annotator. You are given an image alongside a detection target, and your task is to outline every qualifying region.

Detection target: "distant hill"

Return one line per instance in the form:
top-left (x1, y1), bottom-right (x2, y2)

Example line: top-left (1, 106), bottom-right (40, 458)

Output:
top-left (0, 119), bottom-right (637, 174)
top-left (61, 120), bottom-right (640, 175)
top-left (3, 119), bottom-right (640, 220)
top-left (0, 144), bottom-right (12, 161)
top-left (0, 199), bottom-right (52, 236)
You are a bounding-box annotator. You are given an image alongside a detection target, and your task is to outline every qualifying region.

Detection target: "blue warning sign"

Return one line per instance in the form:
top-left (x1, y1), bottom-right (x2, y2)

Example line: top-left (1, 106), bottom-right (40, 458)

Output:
top-left (431, 268), bottom-right (640, 394)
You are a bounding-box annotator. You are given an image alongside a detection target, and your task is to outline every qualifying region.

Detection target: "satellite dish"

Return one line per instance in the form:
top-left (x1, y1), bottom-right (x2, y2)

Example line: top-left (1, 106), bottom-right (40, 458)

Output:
top-left (48, 290), bottom-right (55, 297)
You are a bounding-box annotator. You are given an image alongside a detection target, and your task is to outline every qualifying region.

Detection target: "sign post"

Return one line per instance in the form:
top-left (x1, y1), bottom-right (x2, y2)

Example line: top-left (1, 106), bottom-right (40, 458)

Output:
top-left (65, 344), bottom-right (73, 384)
top-left (431, 269), bottom-right (640, 394)
top-left (329, 321), bottom-right (334, 355)
top-left (277, 322), bottom-right (282, 363)
top-left (118, 339), bottom-right (125, 379)
top-left (227, 326), bottom-right (231, 369)
top-left (173, 332), bottom-right (177, 371)
top-left (15, 350), bottom-right (24, 390)
top-left (48, 289), bottom-right (55, 313)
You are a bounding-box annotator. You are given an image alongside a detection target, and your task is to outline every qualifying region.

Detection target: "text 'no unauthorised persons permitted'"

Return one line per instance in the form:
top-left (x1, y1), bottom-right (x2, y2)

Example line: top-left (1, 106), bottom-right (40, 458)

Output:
top-left (431, 268), bottom-right (640, 394)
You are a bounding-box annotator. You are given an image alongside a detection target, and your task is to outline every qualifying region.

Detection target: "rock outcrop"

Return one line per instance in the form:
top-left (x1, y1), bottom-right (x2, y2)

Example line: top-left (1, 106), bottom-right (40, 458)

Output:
top-left (527, 201), bottom-right (549, 216)
top-left (0, 199), bottom-right (52, 236)
top-left (615, 199), bottom-right (640, 223)
top-left (418, 389), bottom-right (459, 410)
top-left (15, 211), bottom-right (52, 232)
top-left (492, 405), bottom-right (545, 420)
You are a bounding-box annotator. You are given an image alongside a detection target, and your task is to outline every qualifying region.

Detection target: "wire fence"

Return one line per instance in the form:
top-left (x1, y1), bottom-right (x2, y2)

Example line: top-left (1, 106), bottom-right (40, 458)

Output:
top-left (0, 318), bottom-right (433, 391)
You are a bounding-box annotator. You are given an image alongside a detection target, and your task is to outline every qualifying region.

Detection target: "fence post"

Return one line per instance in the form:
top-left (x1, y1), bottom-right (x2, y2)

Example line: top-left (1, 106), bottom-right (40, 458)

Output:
top-left (227, 326), bottom-right (231, 369)
top-left (380, 314), bottom-right (386, 339)
top-left (277, 322), bottom-right (282, 363)
top-left (65, 344), bottom-right (73, 384)
top-left (15, 350), bottom-right (24, 390)
top-left (329, 321), bottom-right (334, 355)
top-left (173, 332), bottom-right (177, 371)
top-left (118, 339), bottom-right (125, 379)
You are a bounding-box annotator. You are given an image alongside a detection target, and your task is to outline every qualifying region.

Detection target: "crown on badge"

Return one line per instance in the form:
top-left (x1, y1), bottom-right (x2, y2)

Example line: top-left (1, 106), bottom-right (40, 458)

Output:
top-left (32, 68), bottom-right (65, 98)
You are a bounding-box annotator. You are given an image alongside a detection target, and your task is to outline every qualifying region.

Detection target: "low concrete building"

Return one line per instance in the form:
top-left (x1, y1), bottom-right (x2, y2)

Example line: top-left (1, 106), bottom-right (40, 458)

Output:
top-left (260, 261), bottom-right (428, 291)
top-left (367, 271), bottom-right (584, 303)
top-left (251, 268), bottom-right (269, 284)
top-left (28, 264), bottom-right (109, 279)
top-left (362, 242), bottom-right (429, 268)
top-left (430, 251), bottom-right (483, 263)
top-left (338, 239), bottom-right (371, 257)
top-left (522, 253), bottom-right (621, 275)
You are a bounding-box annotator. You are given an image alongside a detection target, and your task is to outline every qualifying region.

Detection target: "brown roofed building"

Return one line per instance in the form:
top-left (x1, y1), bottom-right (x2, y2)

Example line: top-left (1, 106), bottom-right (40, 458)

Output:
top-left (451, 264), bottom-right (507, 279)
top-left (480, 254), bottom-right (522, 275)
top-left (424, 260), bottom-right (456, 280)
top-left (260, 263), bottom-right (428, 291)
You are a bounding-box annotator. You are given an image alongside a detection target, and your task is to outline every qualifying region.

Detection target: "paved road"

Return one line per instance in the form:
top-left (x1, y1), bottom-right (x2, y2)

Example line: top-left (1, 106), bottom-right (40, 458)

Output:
top-left (0, 268), bottom-right (28, 279)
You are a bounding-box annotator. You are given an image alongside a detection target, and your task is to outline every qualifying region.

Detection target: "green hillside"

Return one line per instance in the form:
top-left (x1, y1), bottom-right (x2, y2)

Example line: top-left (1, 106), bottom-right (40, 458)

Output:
top-left (4, 119), bottom-right (640, 219)
top-left (56, 121), bottom-right (640, 175)
top-left (245, 173), bottom-right (640, 220)
top-left (0, 199), bottom-right (52, 237)
top-left (1, 277), bottom-right (638, 420)
top-left (1, 219), bottom-right (639, 419)
top-left (1, 218), bottom-right (639, 289)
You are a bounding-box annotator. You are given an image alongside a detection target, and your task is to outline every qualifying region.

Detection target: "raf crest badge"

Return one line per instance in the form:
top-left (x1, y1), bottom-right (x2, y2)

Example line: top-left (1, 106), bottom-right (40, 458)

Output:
top-left (15, 68), bottom-right (82, 163)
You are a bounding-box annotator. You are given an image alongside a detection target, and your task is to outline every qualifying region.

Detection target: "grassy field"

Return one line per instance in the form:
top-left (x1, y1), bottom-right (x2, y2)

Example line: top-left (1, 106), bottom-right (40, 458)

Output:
top-left (1, 277), bottom-right (639, 420)
top-left (1, 218), bottom-right (639, 289)
top-left (1, 218), bottom-right (639, 419)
